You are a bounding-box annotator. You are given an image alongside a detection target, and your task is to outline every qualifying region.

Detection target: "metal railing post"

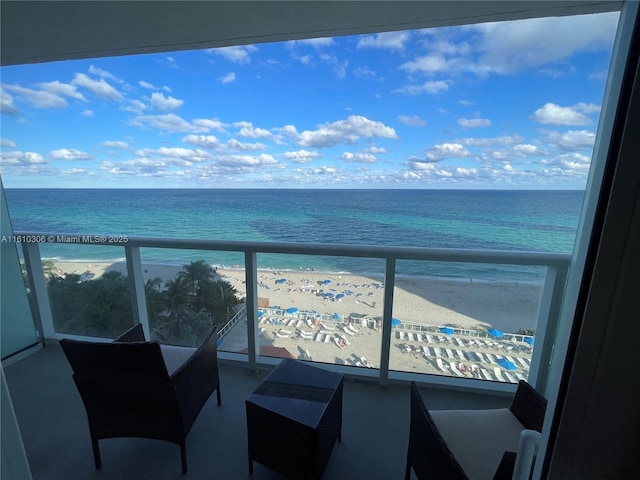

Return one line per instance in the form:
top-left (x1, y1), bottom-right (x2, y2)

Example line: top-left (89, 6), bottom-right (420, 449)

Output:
top-left (125, 245), bottom-right (150, 339)
top-left (528, 266), bottom-right (568, 394)
top-left (22, 242), bottom-right (51, 342)
top-left (379, 258), bottom-right (396, 386)
top-left (245, 251), bottom-right (259, 372)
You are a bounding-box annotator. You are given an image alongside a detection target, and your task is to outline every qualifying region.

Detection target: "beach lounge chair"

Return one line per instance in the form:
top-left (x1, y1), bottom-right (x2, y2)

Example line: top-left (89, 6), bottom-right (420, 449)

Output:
top-left (435, 358), bottom-right (448, 372)
top-left (60, 323), bottom-right (221, 475)
top-left (405, 381), bottom-right (547, 480)
top-left (515, 357), bottom-right (529, 369)
top-left (481, 369), bottom-right (493, 381)
top-left (314, 333), bottom-right (324, 342)
top-left (426, 335), bottom-right (434, 344)
top-left (258, 327), bottom-right (265, 337)
top-left (347, 324), bottom-right (359, 334)
top-left (449, 362), bottom-right (464, 377)
top-left (493, 367), bottom-right (506, 382)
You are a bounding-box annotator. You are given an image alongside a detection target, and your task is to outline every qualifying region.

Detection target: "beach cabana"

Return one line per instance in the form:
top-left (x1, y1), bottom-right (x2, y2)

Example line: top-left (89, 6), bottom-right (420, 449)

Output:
top-left (439, 326), bottom-right (454, 335)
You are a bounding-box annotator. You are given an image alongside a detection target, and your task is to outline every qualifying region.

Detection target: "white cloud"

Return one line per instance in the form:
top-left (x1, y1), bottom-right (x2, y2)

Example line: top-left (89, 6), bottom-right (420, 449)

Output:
top-left (150, 92), bottom-right (184, 111)
top-left (472, 12), bottom-right (619, 75)
top-left (547, 129), bottom-right (596, 150)
top-left (458, 135), bottom-right (524, 146)
top-left (0, 138), bottom-right (16, 148)
top-left (138, 80), bottom-right (158, 90)
top-left (208, 45), bottom-right (258, 64)
top-left (130, 113), bottom-right (203, 133)
top-left (121, 99), bottom-right (148, 114)
top-left (512, 144), bottom-right (541, 155)
top-left (72, 73), bottom-right (124, 101)
top-left (532, 102), bottom-right (600, 125)
top-left (3, 84), bottom-right (69, 109)
top-left (400, 54), bottom-right (451, 75)
top-left (318, 53), bottom-right (348, 78)
top-left (341, 152), bottom-right (377, 163)
top-left (37, 81), bottom-right (87, 102)
top-left (395, 80), bottom-right (449, 95)
top-left (82, 109), bottom-right (94, 117)
top-left (234, 122), bottom-right (272, 139)
top-left (50, 148), bottom-right (93, 160)
top-left (88, 65), bottom-right (121, 83)
top-left (542, 152), bottom-right (592, 171)
top-left (102, 140), bottom-right (131, 150)
top-left (192, 118), bottom-right (227, 132)
top-left (0, 151), bottom-right (46, 165)
top-left (1, 88), bottom-right (20, 115)
top-left (284, 150), bottom-right (322, 164)
top-left (182, 135), bottom-right (222, 149)
top-left (136, 147), bottom-right (210, 163)
top-left (226, 139), bottom-right (267, 151)
top-left (398, 115), bottom-right (426, 127)
top-left (357, 31), bottom-right (410, 51)
top-left (289, 115), bottom-right (398, 148)
top-left (458, 118), bottom-right (491, 128)
top-left (296, 38), bottom-right (336, 49)
top-left (219, 72), bottom-right (236, 84)
top-left (424, 143), bottom-right (470, 162)
top-left (215, 153), bottom-right (280, 168)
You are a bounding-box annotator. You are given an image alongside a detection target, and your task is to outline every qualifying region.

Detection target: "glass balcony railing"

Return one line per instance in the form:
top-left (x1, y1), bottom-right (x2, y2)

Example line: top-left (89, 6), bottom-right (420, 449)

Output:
top-left (18, 232), bottom-right (570, 392)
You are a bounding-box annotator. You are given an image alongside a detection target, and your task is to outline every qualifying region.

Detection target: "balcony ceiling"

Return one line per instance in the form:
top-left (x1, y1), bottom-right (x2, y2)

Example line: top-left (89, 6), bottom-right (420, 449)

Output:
top-left (0, 0), bottom-right (622, 66)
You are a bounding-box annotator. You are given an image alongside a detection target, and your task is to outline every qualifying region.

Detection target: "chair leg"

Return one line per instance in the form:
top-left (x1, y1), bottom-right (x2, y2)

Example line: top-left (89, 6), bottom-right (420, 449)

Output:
top-left (216, 384), bottom-right (221, 406)
top-left (91, 436), bottom-right (102, 469)
top-left (180, 442), bottom-right (188, 475)
top-left (404, 459), bottom-right (411, 480)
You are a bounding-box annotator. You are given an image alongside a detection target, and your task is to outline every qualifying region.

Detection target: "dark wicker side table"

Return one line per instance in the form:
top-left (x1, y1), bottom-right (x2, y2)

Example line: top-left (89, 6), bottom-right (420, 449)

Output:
top-left (245, 359), bottom-right (344, 479)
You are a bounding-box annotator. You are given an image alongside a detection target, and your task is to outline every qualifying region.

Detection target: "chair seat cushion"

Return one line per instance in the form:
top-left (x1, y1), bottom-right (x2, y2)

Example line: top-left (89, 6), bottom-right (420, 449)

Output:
top-left (160, 344), bottom-right (197, 375)
top-left (430, 408), bottom-right (524, 480)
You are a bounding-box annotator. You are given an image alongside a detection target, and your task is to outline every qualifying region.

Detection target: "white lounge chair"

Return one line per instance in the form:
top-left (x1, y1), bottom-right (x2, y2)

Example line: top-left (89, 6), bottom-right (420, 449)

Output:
top-left (314, 333), bottom-right (324, 342)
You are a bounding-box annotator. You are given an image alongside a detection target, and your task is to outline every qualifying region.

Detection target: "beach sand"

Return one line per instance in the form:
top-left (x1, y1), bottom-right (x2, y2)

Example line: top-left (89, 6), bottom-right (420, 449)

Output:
top-left (49, 260), bottom-right (539, 380)
top-left (51, 260), bottom-right (542, 333)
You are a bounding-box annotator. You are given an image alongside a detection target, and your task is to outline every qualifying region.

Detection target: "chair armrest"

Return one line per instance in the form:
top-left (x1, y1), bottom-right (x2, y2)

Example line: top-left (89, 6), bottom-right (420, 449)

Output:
top-left (171, 327), bottom-right (220, 434)
top-left (114, 323), bottom-right (146, 343)
top-left (510, 381), bottom-right (547, 431)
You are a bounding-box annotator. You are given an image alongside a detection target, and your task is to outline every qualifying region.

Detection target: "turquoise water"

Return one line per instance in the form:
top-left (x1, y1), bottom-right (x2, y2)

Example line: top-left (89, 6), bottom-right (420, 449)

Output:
top-left (5, 189), bottom-right (583, 282)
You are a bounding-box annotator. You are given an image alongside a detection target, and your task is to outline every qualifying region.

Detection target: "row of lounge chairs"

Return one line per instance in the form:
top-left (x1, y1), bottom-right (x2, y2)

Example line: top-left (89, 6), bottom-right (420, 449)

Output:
top-left (396, 331), bottom-right (531, 353)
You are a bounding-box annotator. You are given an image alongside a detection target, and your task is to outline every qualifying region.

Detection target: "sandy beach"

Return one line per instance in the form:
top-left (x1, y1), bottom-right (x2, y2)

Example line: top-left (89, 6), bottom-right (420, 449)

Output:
top-left (51, 260), bottom-right (543, 333)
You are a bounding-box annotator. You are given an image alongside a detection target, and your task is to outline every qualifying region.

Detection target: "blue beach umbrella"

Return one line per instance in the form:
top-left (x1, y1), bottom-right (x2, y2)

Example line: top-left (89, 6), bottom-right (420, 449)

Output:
top-left (286, 307), bottom-right (298, 314)
top-left (488, 328), bottom-right (504, 338)
top-left (392, 318), bottom-right (401, 326)
top-left (439, 326), bottom-right (454, 335)
top-left (257, 311), bottom-right (264, 317)
top-left (321, 279), bottom-right (331, 285)
top-left (496, 358), bottom-right (517, 371)
top-left (276, 278), bottom-right (287, 284)
top-left (324, 292), bottom-right (334, 299)
top-left (333, 313), bottom-right (340, 321)
top-left (523, 337), bottom-right (535, 346)
top-left (335, 293), bottom-right (345, 300)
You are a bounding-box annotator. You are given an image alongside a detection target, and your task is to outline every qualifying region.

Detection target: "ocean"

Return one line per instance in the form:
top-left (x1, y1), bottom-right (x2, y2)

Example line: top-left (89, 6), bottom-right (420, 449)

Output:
top-left (4, 189), bottom-right (584, 283)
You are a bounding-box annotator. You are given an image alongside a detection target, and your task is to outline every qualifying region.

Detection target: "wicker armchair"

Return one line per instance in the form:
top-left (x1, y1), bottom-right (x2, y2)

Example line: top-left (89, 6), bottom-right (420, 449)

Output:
top-left (405, 380), bottom-right (547, 480)
top-left (60, 323), bottom-right (221, 475)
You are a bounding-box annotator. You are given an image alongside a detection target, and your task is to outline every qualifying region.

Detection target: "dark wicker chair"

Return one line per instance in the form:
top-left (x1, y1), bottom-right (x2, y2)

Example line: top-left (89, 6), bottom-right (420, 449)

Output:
top-left (405, 380), bottom-right (546, 480)
top-left (60, 323), bottom-right (221, 475)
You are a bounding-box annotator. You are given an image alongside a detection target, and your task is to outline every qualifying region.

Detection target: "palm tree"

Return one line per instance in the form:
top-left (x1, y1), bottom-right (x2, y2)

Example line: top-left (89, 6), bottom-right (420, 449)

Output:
top-left (164, 276), bottom-right (191, 315)
top-left (177, 260), bottom-right (215, 295)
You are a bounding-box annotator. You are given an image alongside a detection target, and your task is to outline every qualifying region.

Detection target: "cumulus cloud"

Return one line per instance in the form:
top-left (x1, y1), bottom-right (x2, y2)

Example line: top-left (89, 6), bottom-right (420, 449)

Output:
top-left (3, 84), bottom-right (70, 109)
top-left (532, 102), bottom-right (600, 125)
top-left (150, 92), bottom-right (184, 111)
top-left (37, 81), bottom-right (87, 102)
top-left (547, 129), bottom-right (596, 150)
top-left (50, 148), bottom-right (93, 160)
top-left (88, 65), bottom-right (122, 83)
top-left (394, 80), bottom-right (449, 95)
top-left (458, 135), bottom-right (524, 146)
top-left (1, 88), bottom-right (20, 115)
top-left (284, 149), bottom-right (322, 164)
top-left (398, 115), bottom-right (426, 127)
top-left (226, 139), bottom-right (267, 151)
top-left (121, 99), bottom-right (148, 114)
top-left (208, 45), bottom-right (258, 64)
top-left (0, 151), bottom-right (46, 165)
top-left (458, 118), bottom-right (491, 128)
top-left (72, 73), bottom-right (123, 101)
top-left (136, 147), bottom-right (210, 163)
top-left (341, 152), bottom-right (377, 163)
top-left (131, 114), bottom-right (226, 133)
top-left (357, 31), bottom-right (410, 50)
top-left (286, 115), bottom-right (397, 148)
top-left (215, 153), bottom-right (280, 168)
top-left (219, 72), bottom-right (236, 84)
top-left (234, 122), bottom-right (272, 139)
top-left (138, 80), bottom-right (158, 90)
top-left (182, 135), bottom-right (223, 149)
top-left (542, 152), bottom-right (592, 171)
top-left (424, 143), bottom-right (470, 162)
top-left (192, 118), bottom-right (227, 132)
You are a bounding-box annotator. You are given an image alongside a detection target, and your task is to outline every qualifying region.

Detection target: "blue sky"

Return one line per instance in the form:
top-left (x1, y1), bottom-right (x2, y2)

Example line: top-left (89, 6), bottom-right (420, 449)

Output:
top-left (0, 11), bottom-right (619, 189)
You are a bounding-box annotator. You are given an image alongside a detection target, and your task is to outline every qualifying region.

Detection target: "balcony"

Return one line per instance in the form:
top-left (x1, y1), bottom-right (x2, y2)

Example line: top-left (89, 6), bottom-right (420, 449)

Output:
top-left (15, 234), bottom-right (570, 394)
top-left (3, 341), bottom-right (514, 480)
